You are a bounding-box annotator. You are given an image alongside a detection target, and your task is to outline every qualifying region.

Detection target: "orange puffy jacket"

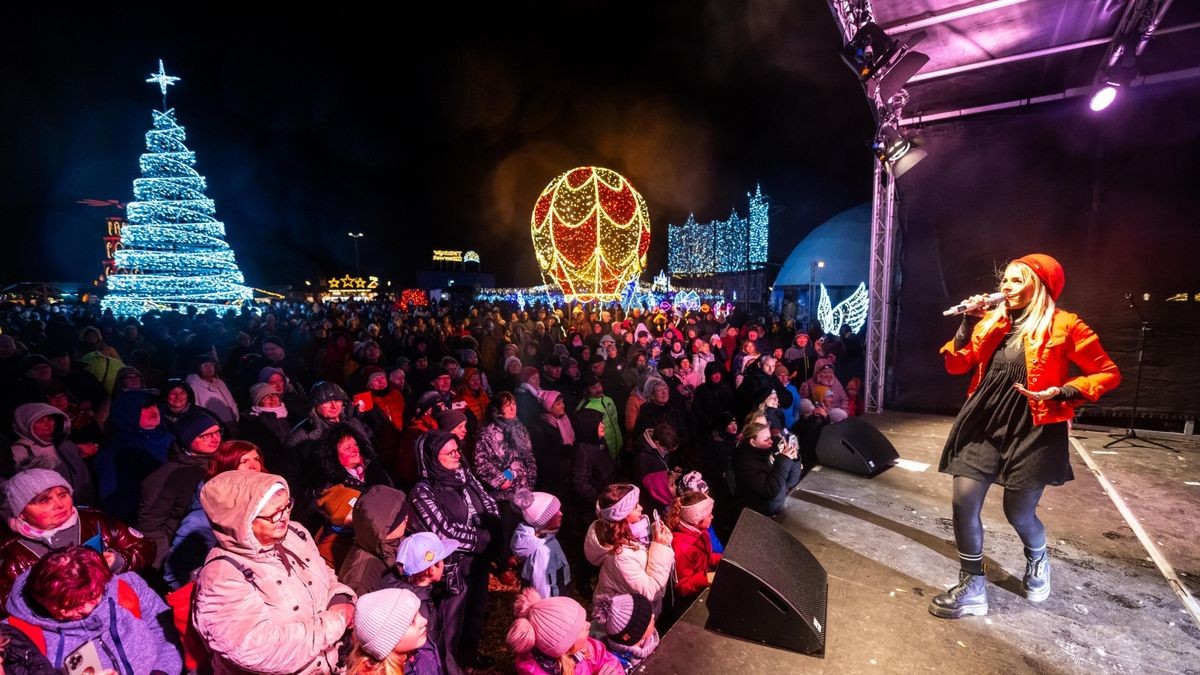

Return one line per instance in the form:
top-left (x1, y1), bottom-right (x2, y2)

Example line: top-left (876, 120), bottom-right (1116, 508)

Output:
top-left (940, 309), bottom-right (1121, 425)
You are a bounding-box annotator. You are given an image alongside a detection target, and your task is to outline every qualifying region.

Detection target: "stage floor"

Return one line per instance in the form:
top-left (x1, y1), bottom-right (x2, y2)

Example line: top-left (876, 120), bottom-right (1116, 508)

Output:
top-left (638, 412), bottom-right (1200, 674)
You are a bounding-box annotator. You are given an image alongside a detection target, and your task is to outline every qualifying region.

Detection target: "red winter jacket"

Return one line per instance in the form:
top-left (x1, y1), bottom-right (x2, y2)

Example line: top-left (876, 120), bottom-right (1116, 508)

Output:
top-left (670, 524), bottom-right (721, 598)
top-left (940, 308), bottom-right (1121, 425)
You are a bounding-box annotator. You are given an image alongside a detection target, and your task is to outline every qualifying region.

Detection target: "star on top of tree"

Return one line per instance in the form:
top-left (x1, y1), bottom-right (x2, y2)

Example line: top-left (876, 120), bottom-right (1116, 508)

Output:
top-left (145, 59), bottom-right (180, 97)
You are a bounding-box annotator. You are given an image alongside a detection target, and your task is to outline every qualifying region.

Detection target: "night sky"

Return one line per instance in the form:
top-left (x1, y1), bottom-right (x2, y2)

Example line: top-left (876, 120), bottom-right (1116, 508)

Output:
top-left (4, 4), bottom-right (876, 288)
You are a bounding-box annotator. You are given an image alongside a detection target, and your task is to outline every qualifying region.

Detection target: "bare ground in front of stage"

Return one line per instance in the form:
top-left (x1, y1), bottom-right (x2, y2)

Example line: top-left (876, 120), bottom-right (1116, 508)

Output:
top-left (638, 412), bottom-right (1200, 675)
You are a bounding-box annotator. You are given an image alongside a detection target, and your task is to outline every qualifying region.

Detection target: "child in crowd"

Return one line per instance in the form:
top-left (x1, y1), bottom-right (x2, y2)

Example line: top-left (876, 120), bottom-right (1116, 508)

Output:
top-left (507, 588), bottom-right (621, 674)
top-left (382, 531), bottom-right (459, 672)
top-left (583, 484), bottom-right (675, 614)
top-left (666, 490), bottom-right (721, 604)
top-left (592, 593), bottom-right (660, 672)
top-left (511, 489), bottom-right (570, 599)
top-left (348, 588), bottom-right (441, 675)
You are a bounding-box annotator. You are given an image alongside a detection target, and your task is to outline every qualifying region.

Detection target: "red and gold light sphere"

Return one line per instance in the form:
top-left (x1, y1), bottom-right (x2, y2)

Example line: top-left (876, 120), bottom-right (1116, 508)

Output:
top-left (530, 166), bottom-right (651, 301)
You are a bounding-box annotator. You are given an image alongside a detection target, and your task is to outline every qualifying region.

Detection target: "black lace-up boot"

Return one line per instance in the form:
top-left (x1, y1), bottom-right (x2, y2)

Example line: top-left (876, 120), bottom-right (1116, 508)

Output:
top-left (929, 569), bottom-right (988, 619)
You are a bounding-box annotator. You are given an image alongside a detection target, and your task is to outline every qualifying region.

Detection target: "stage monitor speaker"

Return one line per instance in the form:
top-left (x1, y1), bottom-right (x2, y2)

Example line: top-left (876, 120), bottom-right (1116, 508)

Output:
top-left (815, 417), bottom-right (899, 477)
top-left (705, 509), bottom-right (828, 656)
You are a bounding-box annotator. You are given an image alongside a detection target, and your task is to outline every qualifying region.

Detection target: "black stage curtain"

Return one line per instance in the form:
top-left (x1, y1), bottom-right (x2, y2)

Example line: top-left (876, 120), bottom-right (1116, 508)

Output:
top-left (887, 80), bottom-right (1200, 428)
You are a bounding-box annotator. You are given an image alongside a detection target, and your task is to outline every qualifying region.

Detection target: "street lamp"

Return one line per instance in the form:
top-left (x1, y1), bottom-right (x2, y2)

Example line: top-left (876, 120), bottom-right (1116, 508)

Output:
top-left (347, 232), bottom-right (364, 275)
top-left (809, 260), bottom-right (825, 330)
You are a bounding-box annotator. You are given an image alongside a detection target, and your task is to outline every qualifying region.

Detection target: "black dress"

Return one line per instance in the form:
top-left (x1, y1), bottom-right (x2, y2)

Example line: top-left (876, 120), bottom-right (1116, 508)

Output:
top-left (939, 328), bottom-right (1071, 489)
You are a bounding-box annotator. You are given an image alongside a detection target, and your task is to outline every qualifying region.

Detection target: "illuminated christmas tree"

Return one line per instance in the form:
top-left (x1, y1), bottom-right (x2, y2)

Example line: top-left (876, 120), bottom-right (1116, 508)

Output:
top-left (102, 60), bottom-right (252, 316)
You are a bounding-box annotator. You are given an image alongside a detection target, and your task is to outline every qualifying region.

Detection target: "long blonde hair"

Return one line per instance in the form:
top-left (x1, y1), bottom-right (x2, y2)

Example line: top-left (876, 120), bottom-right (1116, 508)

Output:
top-left (345, 643), bottom-right (408, 675)
top-left (997, 262), bottom-right (1055, 346)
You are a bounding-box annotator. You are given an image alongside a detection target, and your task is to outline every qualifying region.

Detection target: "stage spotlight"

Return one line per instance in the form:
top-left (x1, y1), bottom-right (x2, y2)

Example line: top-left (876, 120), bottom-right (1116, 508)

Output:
top-left (1089, 84), bottom-right (1119, 111)
top-left (841, 22), bottom-right (930, 103)
top-left (874, 125), bottom-right (926, 177)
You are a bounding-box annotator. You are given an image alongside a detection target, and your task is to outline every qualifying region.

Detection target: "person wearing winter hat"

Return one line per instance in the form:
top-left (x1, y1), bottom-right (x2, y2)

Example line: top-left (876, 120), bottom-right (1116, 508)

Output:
top-left (138, 407), bottom-right (222, 568)
top-left (592, 592), bottom-right (660, 671)
top-left (347, 588), bottom-right (440, 675)
top-left (352, 366), bottom-right (406, 433)
top-left (0, 468), bottom-right (154, 608)
top-left (285, 380), bottom-right (374, 498)
top-left (434, 408), bottom-right (468, 441)
top-left (507, 587), bottom-right (621, 674)
top-left (932, 254), bottom-right (1120, 620)
top-left (510, 489), bottom-right (569, 599)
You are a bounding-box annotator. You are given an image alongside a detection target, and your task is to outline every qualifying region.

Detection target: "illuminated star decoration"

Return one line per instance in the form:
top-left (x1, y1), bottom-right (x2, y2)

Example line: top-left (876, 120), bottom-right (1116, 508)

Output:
top-left (145, 59), bottom-right (180, 98)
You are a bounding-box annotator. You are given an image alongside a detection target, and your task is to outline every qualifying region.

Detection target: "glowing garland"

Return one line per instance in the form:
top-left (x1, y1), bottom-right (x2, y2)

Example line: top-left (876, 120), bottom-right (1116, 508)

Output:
top-left (103, 63), bottom-right (251, 316)
top-left (816, 282), bottom-right (869, 334)
top-left (531, 167), bottom-right (651, 301)
top-left (668, 184), bottom-right (769, 276)
top-left (399, 289), bottom-right (429, 307)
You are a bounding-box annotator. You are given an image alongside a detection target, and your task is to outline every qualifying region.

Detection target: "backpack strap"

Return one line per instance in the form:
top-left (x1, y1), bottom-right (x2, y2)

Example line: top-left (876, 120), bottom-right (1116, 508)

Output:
top-left (116, 578), bottom-right (142, 619)
top-left (4, 616), bottom-right (47, 656)
top-left (202, 554), bottom-right (262, 592)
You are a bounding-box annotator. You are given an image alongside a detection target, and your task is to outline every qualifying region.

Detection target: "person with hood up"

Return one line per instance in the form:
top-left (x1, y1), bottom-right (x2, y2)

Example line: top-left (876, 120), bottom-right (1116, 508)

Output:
top-left (311, 425), bottom-right (393, 568)
top-left (192, 470), bottom-right (357, 674)
top-left (337, 485), bottom-right (410, 596)
top-left (186, 353), bottom-right (239, 431)
top-left (160, 378), bottom-right (196, 436)
top-left (583, 484), bottom-right (674, 614)
top-left (408, 430), bottom-right (499, 671)
top-left (0, 468), bottom-right (155, 609)
top-left (286, 381), bottom-right (374, 499)
top-left (96, 389), bottom-right (175, 524)
top-left (3, 546), bottom-right (181, 674)
top-left (4, 402), bottom-right (95, 506)
top-left (530, 390), bottom-right (572, 497)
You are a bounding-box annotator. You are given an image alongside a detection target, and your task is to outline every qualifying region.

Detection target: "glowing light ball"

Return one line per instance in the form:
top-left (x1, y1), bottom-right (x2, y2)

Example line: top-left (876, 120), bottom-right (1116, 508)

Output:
top-left (531, 167), bottom-right (651, 301)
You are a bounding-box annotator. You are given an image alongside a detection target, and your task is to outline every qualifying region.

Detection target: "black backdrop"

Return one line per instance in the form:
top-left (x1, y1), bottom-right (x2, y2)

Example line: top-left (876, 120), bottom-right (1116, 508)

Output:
top-left (886, 80), bottom-right (1200, 429)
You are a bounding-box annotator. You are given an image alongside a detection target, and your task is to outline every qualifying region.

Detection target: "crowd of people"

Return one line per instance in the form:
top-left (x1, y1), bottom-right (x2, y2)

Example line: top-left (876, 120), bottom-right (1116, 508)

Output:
top-left (0, 297), bottom-right (864, 674)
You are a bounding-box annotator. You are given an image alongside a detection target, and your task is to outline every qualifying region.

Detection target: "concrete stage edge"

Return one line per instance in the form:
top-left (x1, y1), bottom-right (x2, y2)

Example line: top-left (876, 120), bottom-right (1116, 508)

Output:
top-left (636, 411), bottom-right (1200, 674)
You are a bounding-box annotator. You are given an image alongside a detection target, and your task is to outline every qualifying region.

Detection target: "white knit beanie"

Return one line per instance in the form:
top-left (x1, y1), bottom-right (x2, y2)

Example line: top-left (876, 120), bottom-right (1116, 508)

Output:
top-left (354, 589), bottom-right (422, 660)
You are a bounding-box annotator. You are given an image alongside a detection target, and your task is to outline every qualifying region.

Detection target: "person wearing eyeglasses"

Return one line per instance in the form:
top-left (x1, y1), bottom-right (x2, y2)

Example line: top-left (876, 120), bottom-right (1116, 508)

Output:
top-left (137, 408), bottom-right (224, 569)
top-left (410, 430), bottom-right (498, 671)
top-left (193, 470), bottom-right (357, 674)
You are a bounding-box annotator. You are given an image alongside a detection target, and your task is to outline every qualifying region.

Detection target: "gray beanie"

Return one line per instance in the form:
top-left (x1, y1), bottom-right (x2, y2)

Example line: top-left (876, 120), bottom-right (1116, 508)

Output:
top-left (5, 468), bottom-right (72, 518)
top-left (250, 382), bottom-right (276, 406)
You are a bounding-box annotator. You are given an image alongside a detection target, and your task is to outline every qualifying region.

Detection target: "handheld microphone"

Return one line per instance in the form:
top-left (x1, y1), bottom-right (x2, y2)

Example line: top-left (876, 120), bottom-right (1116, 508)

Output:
top-left (943, 292), bottom-right (1005, 316)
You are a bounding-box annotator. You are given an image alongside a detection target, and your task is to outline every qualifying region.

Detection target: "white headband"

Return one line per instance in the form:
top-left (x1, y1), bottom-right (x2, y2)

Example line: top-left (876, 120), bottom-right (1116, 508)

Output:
top-left (680, 497), bottom-right (715, 526)
top-left (597, 486), bottom-right (640, 522)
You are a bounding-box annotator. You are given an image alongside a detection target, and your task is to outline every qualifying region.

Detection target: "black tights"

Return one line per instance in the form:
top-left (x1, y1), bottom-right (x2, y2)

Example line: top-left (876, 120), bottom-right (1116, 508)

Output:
top-left (952, 476), bottom-right (1047, 568)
